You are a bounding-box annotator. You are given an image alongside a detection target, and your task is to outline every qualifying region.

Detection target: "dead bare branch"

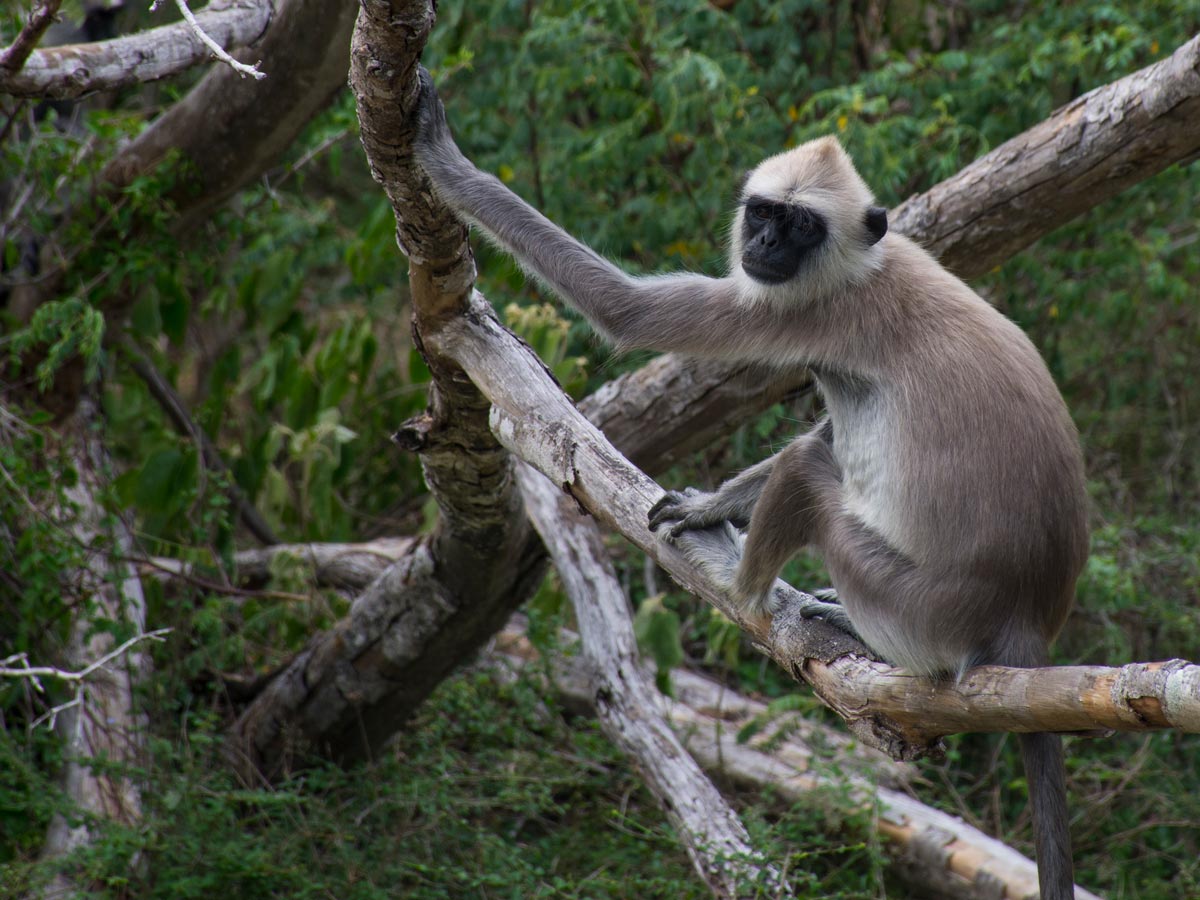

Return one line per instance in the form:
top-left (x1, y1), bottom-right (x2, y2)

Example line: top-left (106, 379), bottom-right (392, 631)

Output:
top-left (492, 622), bottom-right (1103, 900)
top-left (158, 0), bottom-right (266, 80)
top-left (0, 0), bottom-right (272, 99)
top-left (146, 538), bottom-right (413, 590)
top-left (520, 467), bottom-right (790, 898)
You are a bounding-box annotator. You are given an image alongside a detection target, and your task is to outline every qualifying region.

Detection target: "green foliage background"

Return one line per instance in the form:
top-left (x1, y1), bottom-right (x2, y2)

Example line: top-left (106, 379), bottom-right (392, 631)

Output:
top-left (2, 0), bottom-right (1198, 897)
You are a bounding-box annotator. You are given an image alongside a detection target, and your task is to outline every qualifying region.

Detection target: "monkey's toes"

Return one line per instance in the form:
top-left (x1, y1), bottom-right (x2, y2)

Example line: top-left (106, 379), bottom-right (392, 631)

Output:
top-left (794, 594), bottom-right (859, 638)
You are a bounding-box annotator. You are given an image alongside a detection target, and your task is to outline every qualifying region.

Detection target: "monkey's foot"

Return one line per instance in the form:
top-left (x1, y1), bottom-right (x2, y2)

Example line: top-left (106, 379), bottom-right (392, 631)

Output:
top-left (792, 591), bottom-right (860, 640)
top-left (648, 487), bottom-right (729, 538)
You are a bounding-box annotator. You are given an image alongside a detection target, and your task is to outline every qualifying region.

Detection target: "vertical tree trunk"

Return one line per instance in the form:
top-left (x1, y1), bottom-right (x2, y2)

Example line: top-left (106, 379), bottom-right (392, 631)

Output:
top-left (35, 402), bottom-right (150, 899)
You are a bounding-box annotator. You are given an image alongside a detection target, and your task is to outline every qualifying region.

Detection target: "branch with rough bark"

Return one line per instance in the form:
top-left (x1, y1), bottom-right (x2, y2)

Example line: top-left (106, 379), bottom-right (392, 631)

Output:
top-left (893, 33), bottom-right (1200, 276)
top-left (225, 0), bottom-right (546, 779)
top-left (0, 0), bottom-right (273, 99)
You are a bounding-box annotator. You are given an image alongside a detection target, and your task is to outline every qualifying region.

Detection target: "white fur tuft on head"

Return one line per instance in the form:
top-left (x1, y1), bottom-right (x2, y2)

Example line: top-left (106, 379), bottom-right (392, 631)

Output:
top-left (730, 136), bottom-right (885, 304)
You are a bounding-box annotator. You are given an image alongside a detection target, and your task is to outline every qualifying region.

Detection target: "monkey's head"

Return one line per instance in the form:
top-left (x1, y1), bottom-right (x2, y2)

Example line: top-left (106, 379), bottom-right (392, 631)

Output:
top-left (731, 136), bottom-right (887, 301)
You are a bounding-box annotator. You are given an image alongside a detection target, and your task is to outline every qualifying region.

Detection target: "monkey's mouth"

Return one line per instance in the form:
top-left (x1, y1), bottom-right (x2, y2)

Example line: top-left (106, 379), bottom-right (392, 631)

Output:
top-left (741, 259), bottom-right (797, 285)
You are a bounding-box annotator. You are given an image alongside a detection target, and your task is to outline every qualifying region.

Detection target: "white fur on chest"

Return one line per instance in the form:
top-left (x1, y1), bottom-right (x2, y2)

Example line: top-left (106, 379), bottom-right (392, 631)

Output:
top-left (824, 390), bottom-right (907, 551)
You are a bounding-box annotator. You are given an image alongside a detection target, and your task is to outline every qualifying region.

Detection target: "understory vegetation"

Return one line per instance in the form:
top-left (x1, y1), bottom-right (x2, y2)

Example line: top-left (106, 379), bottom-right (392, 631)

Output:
top-left (2, 0), bottom-right (1198, 897)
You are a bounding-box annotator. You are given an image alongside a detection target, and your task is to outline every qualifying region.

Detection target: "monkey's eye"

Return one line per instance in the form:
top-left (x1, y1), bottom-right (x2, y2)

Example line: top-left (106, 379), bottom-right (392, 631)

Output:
top-left (746, 203), bottom-right (772, 224)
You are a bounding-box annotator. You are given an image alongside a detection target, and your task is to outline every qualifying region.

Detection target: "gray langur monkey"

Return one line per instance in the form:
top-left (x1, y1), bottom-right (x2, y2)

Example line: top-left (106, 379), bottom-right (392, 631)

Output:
top-left (412, 67), bottom-right (1089, 900)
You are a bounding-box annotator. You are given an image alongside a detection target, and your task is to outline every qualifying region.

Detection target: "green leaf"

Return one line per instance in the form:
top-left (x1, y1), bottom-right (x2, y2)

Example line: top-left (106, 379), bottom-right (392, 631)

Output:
top-left (633, 594), bottom-right (683, 694)
top-left (134, 448), bottom-right (185, 512)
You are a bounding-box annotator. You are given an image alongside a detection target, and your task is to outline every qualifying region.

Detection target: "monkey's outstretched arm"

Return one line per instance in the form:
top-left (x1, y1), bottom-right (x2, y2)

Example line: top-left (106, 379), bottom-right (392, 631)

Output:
top-left (412, 68), bottom-right (745, 356)
top-left (648, 456), bottom-right (775, 536)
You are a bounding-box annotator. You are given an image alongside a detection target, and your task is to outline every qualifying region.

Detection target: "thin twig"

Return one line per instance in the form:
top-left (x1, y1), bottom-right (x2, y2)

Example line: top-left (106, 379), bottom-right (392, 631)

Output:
top-left (0, 628), bottom-right (172, 688)
top-left (122, 341), bottom-right (279, 545)
top-left (156, 0), bottom-right (266, 80)
top-left (0, 0), bottom-right (64, 73)
top-left (30, 695), bottom-right (82, 730)
top-left (130, 554), bottom-right (315, 603)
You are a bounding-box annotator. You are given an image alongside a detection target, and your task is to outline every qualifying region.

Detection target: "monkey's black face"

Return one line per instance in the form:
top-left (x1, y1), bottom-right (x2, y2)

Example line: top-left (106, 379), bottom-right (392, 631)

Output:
top-left (739, 198), bottom-right (828, 284)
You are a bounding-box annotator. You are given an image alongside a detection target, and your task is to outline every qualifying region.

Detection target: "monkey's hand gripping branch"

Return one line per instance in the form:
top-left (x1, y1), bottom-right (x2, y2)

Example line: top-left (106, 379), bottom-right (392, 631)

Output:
top-left (650, 511), bottom-right (859, 635)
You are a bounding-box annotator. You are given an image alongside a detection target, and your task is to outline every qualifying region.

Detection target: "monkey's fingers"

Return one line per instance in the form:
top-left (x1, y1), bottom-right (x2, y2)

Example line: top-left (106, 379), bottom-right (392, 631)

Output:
top-left (647, 491), bottom-right (688, 531)
top-left (413, 65), bottom-right (451, 146)
top-left (668, 519), bottom-right (708, 539)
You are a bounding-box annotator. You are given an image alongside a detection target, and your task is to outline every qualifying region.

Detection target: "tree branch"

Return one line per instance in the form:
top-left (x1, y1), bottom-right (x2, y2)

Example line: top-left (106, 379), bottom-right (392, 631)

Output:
top-left (146, 538), bottom-right (414, 590)
top-left (122, 341), bottom-right (279, 546)
top-left (893, 34), bottom-right (1200, 277)
top-left (0, 0), bottom-right (64, 75)
top-left (99, 0), bottom-right (353, 228)
top-left (519, 466), bottom-right (790, 898)
top-left (0, 0), bottom-right (273, 99)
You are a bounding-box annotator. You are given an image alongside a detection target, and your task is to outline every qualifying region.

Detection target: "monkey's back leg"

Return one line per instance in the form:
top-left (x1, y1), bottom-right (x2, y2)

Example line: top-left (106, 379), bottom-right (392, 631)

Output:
top-left (728, 427), bottom-right (844, 619)
top-left (811, 508), bottom-right (1011, 675)
top-left (733, 431), bottom-right (991, 672)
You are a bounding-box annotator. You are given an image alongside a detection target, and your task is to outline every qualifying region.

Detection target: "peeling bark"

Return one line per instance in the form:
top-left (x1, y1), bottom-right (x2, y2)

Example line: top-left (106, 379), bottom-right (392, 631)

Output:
top-left (227, 0), bottom-right (541, 777)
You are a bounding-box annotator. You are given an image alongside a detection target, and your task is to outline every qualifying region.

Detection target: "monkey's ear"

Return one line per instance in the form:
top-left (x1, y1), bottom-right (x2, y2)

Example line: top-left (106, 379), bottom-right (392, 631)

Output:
top-left (864, 206), bottom-right (888, 245)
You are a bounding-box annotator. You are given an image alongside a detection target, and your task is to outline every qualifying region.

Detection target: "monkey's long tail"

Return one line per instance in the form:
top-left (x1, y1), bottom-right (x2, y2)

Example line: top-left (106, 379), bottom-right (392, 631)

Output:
top-left (1018, 731), bottom-right (1074, 899)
